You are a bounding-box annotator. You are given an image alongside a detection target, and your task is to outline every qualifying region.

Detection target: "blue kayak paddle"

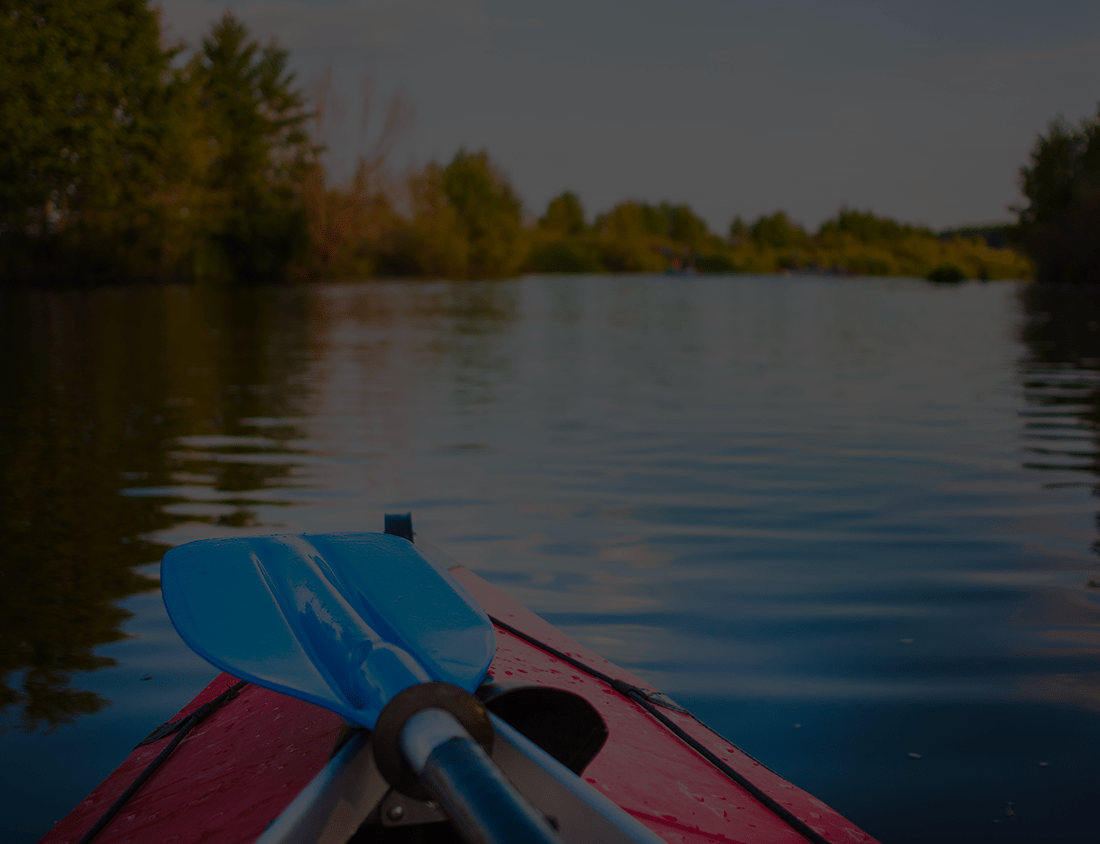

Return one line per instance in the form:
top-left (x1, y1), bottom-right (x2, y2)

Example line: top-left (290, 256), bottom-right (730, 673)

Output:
top-left (161, 531), bottom-right (562, 844)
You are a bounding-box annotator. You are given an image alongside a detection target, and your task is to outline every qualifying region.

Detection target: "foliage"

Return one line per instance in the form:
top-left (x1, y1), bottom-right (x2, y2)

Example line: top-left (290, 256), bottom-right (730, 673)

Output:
top-left (662, 203), bottom-right (712, 252)
top-left (298, 74), bottom-right (412, 278)
top-left (519, 200), bottom-right (1030, 280)
top-left (581, 201), bottom-right (729, 273)
top-left (721, 208), bottom-right (1031, 280)
top-left (398, 161), bottom-right (470, 278)
top-left (440, 149), bottom-right (526, 278)
top-left (728, 216), bottom-right (750, 246)
top-left (1016, 112), bottom-right (1100, 283)
top-left (539, 191), bottom-right (587, 236)
top-left (187, 13), bottom-right (316, 280)
top-left (0, 0), bottom-right (177, 280)
top-left (750, 211), bottom-right (810, 249)
top-left (527, 191), bottom-right (600, 272)
top-left (0, 5), bottom-right (315, 284)
top-left (818, 208), bottom-right (934, 243)
top-left (527, 241), bottom-right (603, 273)
top-left (365, 149), bottom-right (527, 280)
top-left (301, 158), bottom-right (400, 277)
top-left (592, 203), bottom-right (666, 272)
top-left (927, 264), bottom-right (966, 283)
top-left (695, 253), bottom-right (738, 273)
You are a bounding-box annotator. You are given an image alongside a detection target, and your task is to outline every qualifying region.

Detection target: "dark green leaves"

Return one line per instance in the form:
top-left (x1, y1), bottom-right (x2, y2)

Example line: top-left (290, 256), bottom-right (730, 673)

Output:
top-left (0, 6), bottom-right (316, 283)
top-left (1017, 111), bottom-right (1100, 284)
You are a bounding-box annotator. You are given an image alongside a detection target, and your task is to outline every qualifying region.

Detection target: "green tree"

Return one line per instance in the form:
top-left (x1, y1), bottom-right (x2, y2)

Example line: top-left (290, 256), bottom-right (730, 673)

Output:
top-left (728, 216), bottom-right (750, 247)
top-left (539, 191), bottom-right (587, 235)
top-left (592, 200), bottom-right (725, 272)
top-left (439, 149), bottom-right (526, 278)
top-left (399, 161), bottom-right (470, 278)
top-left (817, 207), bottom-right (933, 244)
top-left (1016, 113), bottom-right (1100, 283)
top-left (660, 202), bottom-right (710, 252)
top-left (527, 191), bottom-right (601, 273)
top-left (593, 202), bottom-right (665, 272)
top-left (188, 13), bottom-right (317, 280)
top-left (0, 0), bottom-right (176, 281)
top-left (750, 211), bottom-right (809, 249)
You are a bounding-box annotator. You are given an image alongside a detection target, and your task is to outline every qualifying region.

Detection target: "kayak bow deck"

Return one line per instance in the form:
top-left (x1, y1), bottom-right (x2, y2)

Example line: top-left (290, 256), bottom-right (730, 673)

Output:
top-left (41, 527), bottom-right (879, 844)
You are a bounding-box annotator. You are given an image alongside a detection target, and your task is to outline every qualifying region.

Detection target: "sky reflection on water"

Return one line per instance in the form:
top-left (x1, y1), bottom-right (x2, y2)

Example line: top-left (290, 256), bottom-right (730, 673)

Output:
top-left (2, 276), bottom-right (1100, 843)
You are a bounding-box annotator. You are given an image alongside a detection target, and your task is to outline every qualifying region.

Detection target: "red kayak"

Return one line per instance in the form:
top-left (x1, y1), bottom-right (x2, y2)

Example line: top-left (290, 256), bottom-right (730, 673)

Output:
top-left (41, 560), bottom-right (879, 844)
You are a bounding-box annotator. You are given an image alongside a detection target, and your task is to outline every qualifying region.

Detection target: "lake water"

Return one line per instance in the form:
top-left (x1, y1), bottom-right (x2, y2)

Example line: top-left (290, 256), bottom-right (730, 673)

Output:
top-left (2, 275), bottom-right (1099, 843)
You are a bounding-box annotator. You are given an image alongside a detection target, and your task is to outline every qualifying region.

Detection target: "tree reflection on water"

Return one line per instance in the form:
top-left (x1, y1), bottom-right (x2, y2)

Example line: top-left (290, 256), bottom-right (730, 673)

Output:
top-left (1019, 283), bottom-right (1100, 581)
top-left (0, 283), bottom-right (311, 731)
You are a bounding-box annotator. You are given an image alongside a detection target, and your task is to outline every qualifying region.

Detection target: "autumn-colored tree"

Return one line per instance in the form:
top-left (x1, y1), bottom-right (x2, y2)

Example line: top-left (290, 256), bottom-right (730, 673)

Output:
top-left (300, 75), bottom-right (412, 278)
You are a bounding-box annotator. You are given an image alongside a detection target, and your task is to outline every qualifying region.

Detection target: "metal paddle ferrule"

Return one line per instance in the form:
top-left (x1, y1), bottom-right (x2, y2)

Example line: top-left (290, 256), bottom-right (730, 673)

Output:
top-left (370, 681), bottom-right (562, 844)
top-left (401, 708), bottom-right (563, 844)
top-left (402, 709), bottom-right (471, 769)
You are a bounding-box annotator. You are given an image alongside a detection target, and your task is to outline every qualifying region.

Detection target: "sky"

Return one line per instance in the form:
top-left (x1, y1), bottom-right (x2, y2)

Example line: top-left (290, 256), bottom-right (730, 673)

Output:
top-left (157, 0), bottom-right (1100, 233)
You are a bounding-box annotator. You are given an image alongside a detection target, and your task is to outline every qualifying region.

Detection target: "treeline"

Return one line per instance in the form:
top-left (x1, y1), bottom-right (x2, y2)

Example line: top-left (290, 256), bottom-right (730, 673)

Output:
top-left (527, 201), bottom-right (1030, 280)
top-left (305, 150), bottom-right (1031, 281)
top-left (0, 2), bottom-right (1031, 284)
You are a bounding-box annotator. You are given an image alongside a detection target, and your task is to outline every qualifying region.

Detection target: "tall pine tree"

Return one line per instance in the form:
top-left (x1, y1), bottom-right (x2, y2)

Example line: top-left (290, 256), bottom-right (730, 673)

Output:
top-left (189, 13), bottom-right (317, 281)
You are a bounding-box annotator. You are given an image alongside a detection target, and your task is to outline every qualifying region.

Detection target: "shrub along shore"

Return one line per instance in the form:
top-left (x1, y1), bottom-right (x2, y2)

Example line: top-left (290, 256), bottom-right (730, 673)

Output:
top-left (1, 3), bottom-right (1033, 285)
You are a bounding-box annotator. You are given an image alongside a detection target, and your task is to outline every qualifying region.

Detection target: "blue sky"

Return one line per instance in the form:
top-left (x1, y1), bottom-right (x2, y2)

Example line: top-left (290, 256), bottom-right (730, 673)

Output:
top-left (159, 0), bottom-right (1100, 232)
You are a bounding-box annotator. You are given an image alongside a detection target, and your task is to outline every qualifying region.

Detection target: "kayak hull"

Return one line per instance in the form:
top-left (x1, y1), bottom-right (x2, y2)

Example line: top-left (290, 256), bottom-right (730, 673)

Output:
top-left (40, 568), bottom-right (878, 844)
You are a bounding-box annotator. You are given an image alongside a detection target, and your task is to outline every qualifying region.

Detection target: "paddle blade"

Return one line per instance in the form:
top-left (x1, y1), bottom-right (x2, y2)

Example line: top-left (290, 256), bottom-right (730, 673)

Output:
top-left (161, 532), bottom-right (496, 727)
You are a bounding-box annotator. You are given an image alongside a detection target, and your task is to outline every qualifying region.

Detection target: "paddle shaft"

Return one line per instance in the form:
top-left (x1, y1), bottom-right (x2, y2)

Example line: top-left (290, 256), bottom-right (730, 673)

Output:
top-left (402, 709), bottom-right (563, 844)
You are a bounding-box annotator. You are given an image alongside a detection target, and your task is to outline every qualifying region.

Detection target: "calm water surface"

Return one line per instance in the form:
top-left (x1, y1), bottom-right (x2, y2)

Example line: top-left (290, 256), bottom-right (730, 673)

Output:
top-left (3, 275), bottom-right (1100, 843)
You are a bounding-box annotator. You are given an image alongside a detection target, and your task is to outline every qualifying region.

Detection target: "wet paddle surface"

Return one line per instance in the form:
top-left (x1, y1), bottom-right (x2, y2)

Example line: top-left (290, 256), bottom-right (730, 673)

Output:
top-left (2, 276), bottom-right (1098, 843)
